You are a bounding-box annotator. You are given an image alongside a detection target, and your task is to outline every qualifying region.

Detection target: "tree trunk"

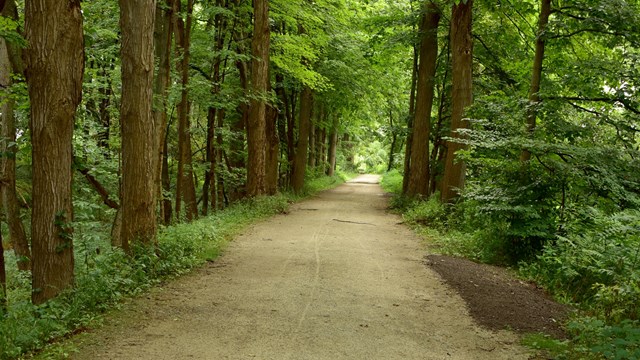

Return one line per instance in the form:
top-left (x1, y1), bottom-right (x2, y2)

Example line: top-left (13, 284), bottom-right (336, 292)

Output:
top-left (429, 38), bottom-right (451, 195)
top-left (215, 108), bottom-right (226, 207)
top-left (318, 127), bottom-right (327, 173)
top-left (162, 138), bottom-right (172, 224)
top-left (119, 0), bottom-right (157, 250)
top-left (292, 87), bottom-right (313, 193)
top-left (203, 107), bottom-right (215, 214)
top-left (0, 228), bottom-right (5, 312)
top-left (174, 0), bottom-right (198, 221)
top-left (246, 0), bottom-right (270, 197)
top-left (265, 101), bottom-right (280, 195)
top-left (402, 43), bottom-right (420, 193)
top-left (153, 0), bottom-right (174, 221)
top-left (25, 0), bottom-right (84, 304)
top-left (406, 3), bottom-right (440, 197)
top-left (308, 121), bottom-right (316, 168)
top-left (204, 2), bottom-right (227, 215)
top-left (231, 56), bottom-right (248, 201)
top-left (387, 106), bottom-right (397, 172)
top-left (0, 11), bottom-right (30, 272)
top-left (441, 0), bottom-right (473, 203)
top-left (327, 115), bottom-right (338, 177)
top-left (343, 133), bottom-right (354, 169)
top-left (520, 0), bottom-right (551, 162)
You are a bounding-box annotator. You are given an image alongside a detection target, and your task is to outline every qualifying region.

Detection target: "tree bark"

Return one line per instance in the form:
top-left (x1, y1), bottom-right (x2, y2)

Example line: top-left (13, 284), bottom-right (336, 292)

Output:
top-left (119, 0), bottom-right (157, 249)
top-left (0, 10), bottom-right (30, 272)
top-left (153, 0), bottom-right (174, 221)
top-left (402, 43), bottom-right (419, 193)
top-left (308, 121), bottom-right (316, 168)
top-left (520, 0), bottom-right (551, 162)
top-left (246, 0), bottom-right (270, 197)
top-left (25, 0), bottom-right (84, 304)
top-left (265, 100), bottom-right (280, 195)
top-left (441, 0), bottom-right (473, 202)
top-left (318, 127), bottom-right (327, 173)
top-left (0, 228), bottom-right (5, 312)
top-left (327, 115), bottom-right (338, 177)
top-left (387, 105), bottom-right (397, 172)
top-left (406, 3), bottom-right (440, 197)
top-left (204, 1), bottom-right (227, 215)
top-left (162, 138), bottom-right (172, 224)
top-left (291, 86), bottom-right (313, 193)
top-left (174, 0), bottom-right (198, 221)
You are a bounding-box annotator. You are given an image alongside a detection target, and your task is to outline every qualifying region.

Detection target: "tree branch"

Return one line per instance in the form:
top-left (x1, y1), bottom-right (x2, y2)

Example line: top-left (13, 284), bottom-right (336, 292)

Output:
top-left (74, 160), bottom-right (120, 209)
top-left (545, 96), bottom-right (640, 115)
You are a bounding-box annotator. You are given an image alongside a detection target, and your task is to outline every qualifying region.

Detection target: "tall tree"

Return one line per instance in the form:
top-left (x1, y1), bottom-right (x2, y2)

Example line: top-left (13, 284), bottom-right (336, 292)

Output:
top-left (174, 0), bottom-right (198, 221)
top-left (153, 0), bottom-right (175, 223)
top-left (25, 0), bottom-right (84, 304)
top-left (0, 0), bottom-right (30, 272)
top-left (291, 86), bottom-right (313, 193)
top-left (441, 0), bottom-right (473, 202)
top-left (406, 2), bottom-right (441, 197)
top-left (119, 0), bottom-right (157, 249)
top-left (326, 114), bottom-right (338, 177)
top-left (520, 0), bottom-right (552, 162)
top-left (246, 0), bottom-right (270, 197)
top-left (0, 229), bottom-right (5, 311)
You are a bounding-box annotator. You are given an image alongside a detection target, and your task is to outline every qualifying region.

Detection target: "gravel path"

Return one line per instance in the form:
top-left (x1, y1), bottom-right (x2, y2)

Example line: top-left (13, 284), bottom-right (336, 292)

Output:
top-left (71, 175), bottom-right (530, 359)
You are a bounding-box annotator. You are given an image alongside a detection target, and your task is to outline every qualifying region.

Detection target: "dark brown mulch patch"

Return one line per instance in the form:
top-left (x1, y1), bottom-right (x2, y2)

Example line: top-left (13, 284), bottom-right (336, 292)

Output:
top-left (425, 254), bottom-right (570, 339)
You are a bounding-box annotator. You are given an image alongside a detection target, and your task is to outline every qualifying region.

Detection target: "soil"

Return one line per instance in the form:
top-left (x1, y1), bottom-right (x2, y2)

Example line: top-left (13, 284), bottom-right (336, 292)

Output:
top-left (63, 175), bottom-right (567, 360)
top-left (425, 255), bottom-right (569, 339)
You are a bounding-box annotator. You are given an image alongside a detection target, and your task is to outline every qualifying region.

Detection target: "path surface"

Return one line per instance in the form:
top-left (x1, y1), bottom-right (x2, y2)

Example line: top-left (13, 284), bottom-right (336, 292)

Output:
top-left (72, 175), bottom-right (530, 359)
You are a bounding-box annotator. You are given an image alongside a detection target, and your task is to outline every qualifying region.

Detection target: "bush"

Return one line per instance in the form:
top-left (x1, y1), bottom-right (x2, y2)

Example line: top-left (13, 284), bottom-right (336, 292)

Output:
top-left (521, 209), bottom-right (640, 321)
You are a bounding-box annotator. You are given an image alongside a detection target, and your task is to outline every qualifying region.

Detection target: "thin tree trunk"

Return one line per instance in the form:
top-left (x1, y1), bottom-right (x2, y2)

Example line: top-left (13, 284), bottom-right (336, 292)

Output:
top-left (520, 0), bottom-right (551, 162)
top-left (327, 115), bottom-right (338, 177)
top-left (174, 0), bottom-right (198, 221)
top-left (0, 20), bottom-right (30, 272)
top-left (153, 0), bottom-right (174, 220)
top-left (308, 120), bottom-right (316, 168)
top-left (292, 87), bottom-right (313, 193)
top-left (162, 138), bottom-right (172, 224)
top-left (203, 107), bottom-right (215, 214)
top-left (246, 0), bottom-right (270, 197)
top-left (0, 227), bottom-right (5, 312)
top-left (318, 127), bottom-right (327, 173)
top-left (402, 34), bottom-right (420, 193)
top-left (215, 108), bottom-right (226, 207)
top-left (25, 0), bottom-right (84, 304)
top-left (119, 0), bottom-right (157, 250)
top-left (387, 106), bottom-right (397, 172)
top-left (429, 38), bottom-right (450, 196)
top-left (441, 0), bottom-right (473, 202)
top-left (343, 133), bottom-right (354, 169)
top-left (265, 100), bottom-right (280, 195)
top-left (406, 3), bottom-right (440, 197)
top-left (97, 64), bottom-right (113, 152)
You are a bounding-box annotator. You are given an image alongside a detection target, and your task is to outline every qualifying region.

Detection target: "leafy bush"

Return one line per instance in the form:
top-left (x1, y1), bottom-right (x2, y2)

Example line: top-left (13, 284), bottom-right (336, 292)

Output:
top-left (566, 318), bottom-right (640, 360)
top-left (380, 169), bottom-right (403, 194)
top-left (521, 209), bottom-right (640, 321)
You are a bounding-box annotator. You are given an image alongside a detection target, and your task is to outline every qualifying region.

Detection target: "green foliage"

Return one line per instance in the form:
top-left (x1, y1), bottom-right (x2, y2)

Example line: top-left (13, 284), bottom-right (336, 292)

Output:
top-left (380, 169), bottom-right (402, 194)
top-left (565, 318), bottom-right (640, 360)
top-left (521, 209), bottom-right (640, 322)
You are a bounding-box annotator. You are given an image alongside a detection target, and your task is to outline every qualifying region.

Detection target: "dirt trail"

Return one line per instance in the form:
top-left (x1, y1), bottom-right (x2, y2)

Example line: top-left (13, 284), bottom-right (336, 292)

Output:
top-left (71, 175), bottom-right (530, 359)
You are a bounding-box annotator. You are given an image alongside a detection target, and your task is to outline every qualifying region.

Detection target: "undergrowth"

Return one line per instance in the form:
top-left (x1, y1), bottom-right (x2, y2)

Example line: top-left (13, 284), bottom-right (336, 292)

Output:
top-left (381, 171), bottom-right (640, 360)
top-left (0, 175), bottom-right (346, 360)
